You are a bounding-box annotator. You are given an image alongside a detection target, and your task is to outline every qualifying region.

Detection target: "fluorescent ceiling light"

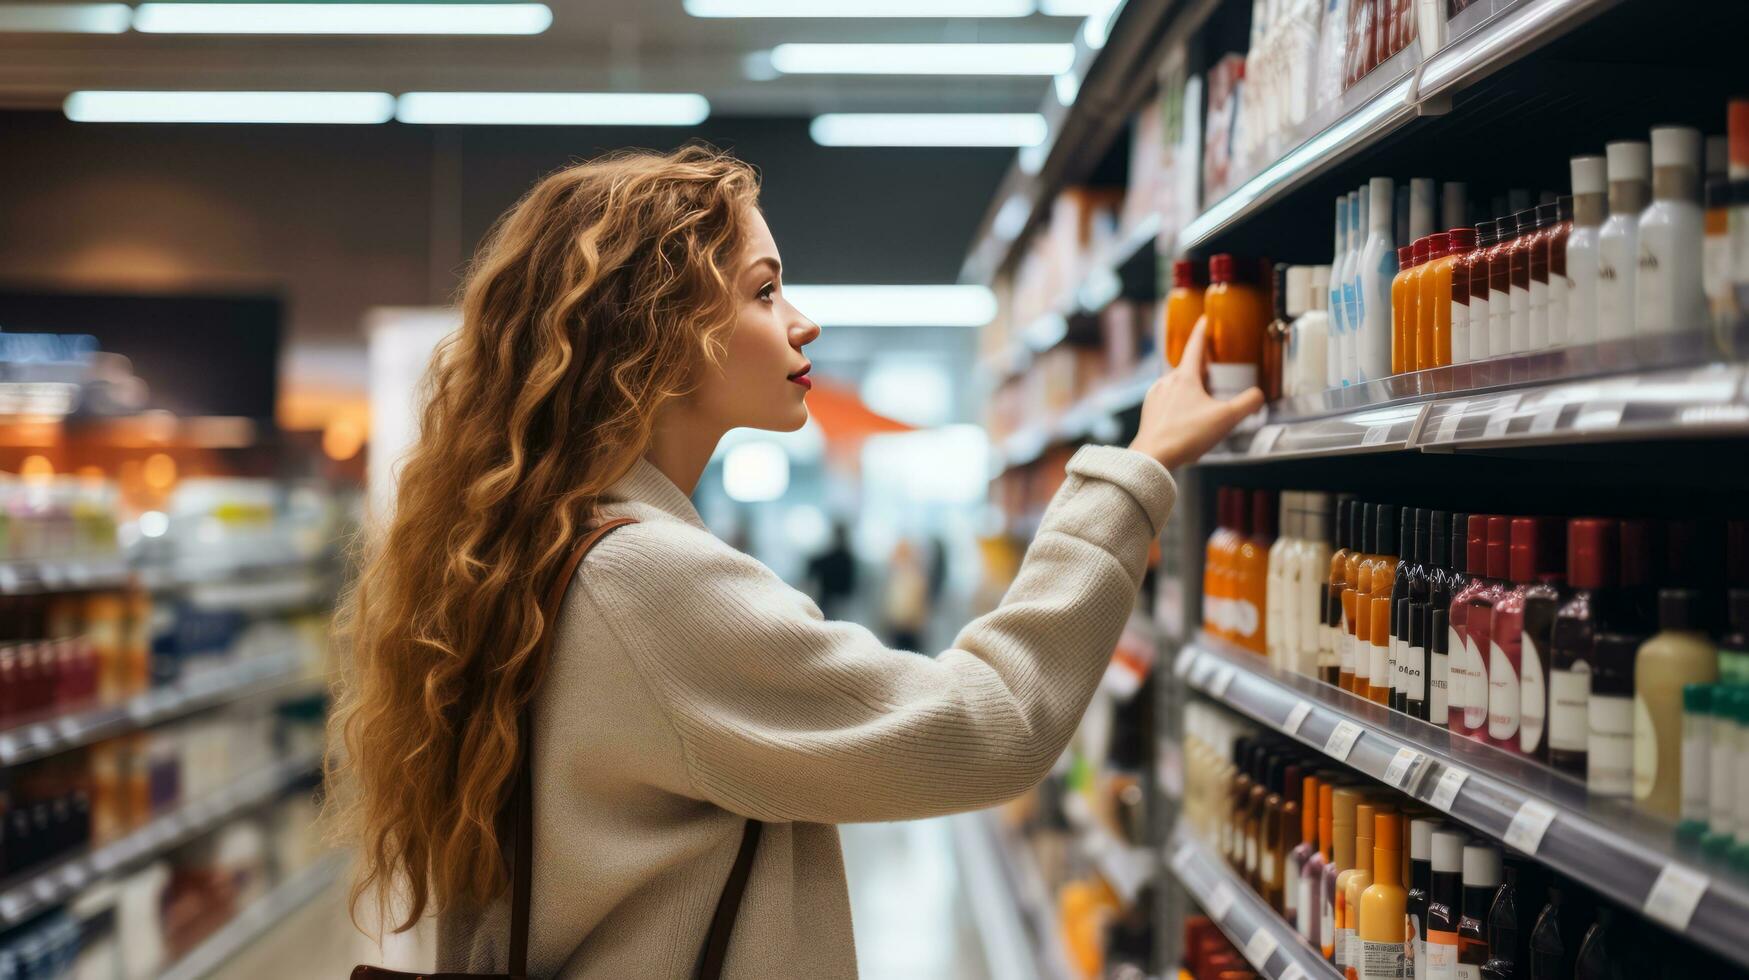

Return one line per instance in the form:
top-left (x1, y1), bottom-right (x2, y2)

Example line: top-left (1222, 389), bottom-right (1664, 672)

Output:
top-left (133, 2), bottom-right (552, 34)
top-left (1053, 70), bottom-right (1080, 105)
top-left (771, 43), bottom-right (1074, 76)
top-left (0, 3), bottom-right (129, 32)
top-left (811, 113), bottom-right (1046, 148)
top-left (1079, 0), bottom-right (1122, 48)
top-left (783, 285), bottom-right (996, 327)
top-left (64, 90), bottom-right (395, 124)
top-left (396, 92), bottom-right (709, 126)
top-left (687, 0), bottom-right (1029, 15)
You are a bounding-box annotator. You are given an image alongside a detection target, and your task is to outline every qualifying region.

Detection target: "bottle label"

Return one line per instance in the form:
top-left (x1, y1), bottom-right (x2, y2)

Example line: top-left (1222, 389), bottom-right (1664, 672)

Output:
top-left (1634, 692), bottom-right (1657, 800)
top-left (1734, 742), bottom-right (1749, 836)
top-left (1371, 640), bottom-right (1390, 695)
top-left (1548, 664), bottom-right (1590, 752)
top-left (1262, 850), bottom-right (1276, 885)
top-left (1454, 633), bottom-right (1489, 732)
top-left (1510, 283), bottom-right (1530, 351)
top-left (1487, 639), bottom-right (1520, 744)
top-left (1336, 927), bottom-right (1354, 970)
top-left (1360, 940), bottom-right (1407, 980)
top-left (1520, 629), bottom-right (1546, 755)
top-left (1284, 866), bottom-right (1298, 915)
top-left (1548, 274), bottom-right (1569, 346)
top-left (1299, 879), bottom-right (1316, 939)
top-left (1712, 723), bottom-right (1736, 830)
top-left (1245, 835), bottom-right (1258, 874)
top-left (1450, 300), bottom-right (1468, 362)
top-left (1235, 599), bottom-right (1261, 643)
top-left (1430, 651), bottom-right (1449, 725)
top-left (1636, 239), bottom-right (1667, 333)
top-left (1425, 932), bottom-right (1458, 980)
top-left (1589, 692), bottom-right (1635, 795)
top-left (1410, 922), bottom-right (1425, 980)
top-left (1489, 294), bottom-right (1510, 355)
top-left (1208, 362), bottom-right (1260, 402)
top-left (1322, 892), bottom-right (1336, 951)
top-left (1682, 720), bottom-right (1710, 823)
top-left (1342, 624), bottom-right (1357, 675)
top-left (1454, 964), bottom-right (1480, 980)
top-left (1404, 642), bottom-right (1426, 701)
top-left (1529, 279), bottom-right (1549, 347)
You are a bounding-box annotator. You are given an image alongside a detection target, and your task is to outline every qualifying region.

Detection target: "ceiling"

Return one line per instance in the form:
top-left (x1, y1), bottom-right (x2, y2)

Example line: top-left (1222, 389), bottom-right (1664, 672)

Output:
top-left (0, 1), bottom-right (1083, 115)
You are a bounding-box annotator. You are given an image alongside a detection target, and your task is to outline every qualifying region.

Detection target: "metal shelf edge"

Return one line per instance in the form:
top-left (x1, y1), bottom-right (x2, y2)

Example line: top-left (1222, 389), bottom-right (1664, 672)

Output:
top-left (1165, 822), bottom-right (1341, 979)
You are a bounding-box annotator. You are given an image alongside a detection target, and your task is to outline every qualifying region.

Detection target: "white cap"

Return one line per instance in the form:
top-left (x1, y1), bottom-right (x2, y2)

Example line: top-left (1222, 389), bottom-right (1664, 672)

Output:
top-left (1286, 265), bottom-right (1312, 317)
top-left (1570, 155), bottom-right (1606, 195)
top-left (1432, 831), bottom-right (1464, 873)
top-left (1461, 844), bottom-right (1501, 887)
top-left (1649, 125), bottom-right (1702, 169)
top-left (1605, 140), bottom-right (1650, 181)
top-left (1411, 818), bottom-right (1438, 860)
top-left (1311, 265), bottom-right (1331, 290)
top-left (1708, 135), bottom-right (1727, 177)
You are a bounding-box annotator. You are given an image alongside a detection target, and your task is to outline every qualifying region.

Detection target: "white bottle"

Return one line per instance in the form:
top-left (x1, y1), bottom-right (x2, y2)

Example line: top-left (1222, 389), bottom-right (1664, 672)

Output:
top-left (1488, 214), bottom-right (1512, 356)
top-left (1597, 140), bottom-right (1652, 340)
top-left (1567, 155), bottom-right (1607, 345)
top-left (1296, 492), bottom-right (1333, 678)
top-left (1267, 492), bottom-right (1297, 671)
top-left (1300, 265), bottom-right (1333, 396)
top-left (1330, 195), bottom-right (1351, 388)
top-left (1508, 209), bottom-right (1533, 352)
top-left (1359, 177), bottom-right (1396, 383)
top-left (1342, 190), bottom-right (1365, 385)
top-left (1635, 126), bottom-right (1707, 335)
top-left (1282, 265), bottom-right (1312, 397)
top-left (1312, 0), bottom-right (1349, 113)
top-left (1547, 196), bottom-right (1570, 348)
top-left (1442, 181), bottom-right (1468, 231)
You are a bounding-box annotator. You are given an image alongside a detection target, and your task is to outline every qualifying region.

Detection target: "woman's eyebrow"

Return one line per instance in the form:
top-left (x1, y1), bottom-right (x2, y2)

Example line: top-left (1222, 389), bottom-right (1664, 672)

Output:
top-left (747, 256), bottom-right (782, 278)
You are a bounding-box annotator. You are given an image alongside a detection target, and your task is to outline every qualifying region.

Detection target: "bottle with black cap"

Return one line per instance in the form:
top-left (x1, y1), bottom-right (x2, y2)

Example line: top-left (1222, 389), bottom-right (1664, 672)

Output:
top-left (1480, 862), bottom-right (1520, 980)
top-left (1389, 507), bottom-right (1416, 712)
top-left (1634, 588), bottom-right (1720, 819)
top-left (1366, 504), bottom-right (1401, 706)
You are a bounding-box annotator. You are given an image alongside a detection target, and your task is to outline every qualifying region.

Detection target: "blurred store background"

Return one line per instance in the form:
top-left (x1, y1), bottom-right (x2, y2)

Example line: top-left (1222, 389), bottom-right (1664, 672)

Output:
top-left (0, 1), bottom-right (1159, 978)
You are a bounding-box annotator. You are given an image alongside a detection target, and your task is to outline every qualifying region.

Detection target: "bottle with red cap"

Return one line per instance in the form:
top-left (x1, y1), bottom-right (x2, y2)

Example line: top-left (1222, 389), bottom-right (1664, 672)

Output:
top-left (1202, 253), bottom-right (1271, 408)
top-left (1166, 258), bottom-right (1206, 368)
top-left (1451, 516), bottom-right (1509, 740)
top-left (1392, 243), bottom-right (1419, 375)
top-left (1426, 228), bottom-right (1472, 369)
top-left (1483, 518), bottom-right (1567, 756)
top-left (1528, 202), bottom-right (1560, 349)
top-left (1548, 519), bottom-right (1619, 778)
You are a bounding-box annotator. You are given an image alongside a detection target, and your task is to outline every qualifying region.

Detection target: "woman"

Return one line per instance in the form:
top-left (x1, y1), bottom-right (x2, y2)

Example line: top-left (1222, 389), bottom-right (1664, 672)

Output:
top-left (332, 145), bottom-right (1261, 979)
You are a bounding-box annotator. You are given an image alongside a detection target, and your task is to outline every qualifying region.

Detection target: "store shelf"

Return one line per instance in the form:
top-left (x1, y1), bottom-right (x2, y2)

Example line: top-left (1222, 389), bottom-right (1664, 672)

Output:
top-left (0, 748), bottom-right (321, 929)
top-left (950, 811), bottom-right (1054, 980)
top-left (1175, 0), bottom-right (1619, 253)
top-left (997, 365), bottom-right (1157, 471)
top-left (0, 650), bottom-right (305, 767)
top-left (1175, 634), bottom-right (1749, 969)
top-left (1164, 822), bottom-right (1340, 980)
top-left (155, 851), bottom-right (346, 980)
top-left (0, 557), bottom-right (129, 595)
top-left (960, 810), bottom-right (1077, 980)
top-left (1061, 793), bottom-right (1156, 906)
top-left (1203, 347), bottom-right (1749, 464)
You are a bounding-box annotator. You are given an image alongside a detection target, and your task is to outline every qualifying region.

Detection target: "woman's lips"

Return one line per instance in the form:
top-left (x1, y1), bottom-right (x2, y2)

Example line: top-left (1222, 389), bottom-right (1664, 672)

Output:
top-left (788, 366), bottom-right (812, 390)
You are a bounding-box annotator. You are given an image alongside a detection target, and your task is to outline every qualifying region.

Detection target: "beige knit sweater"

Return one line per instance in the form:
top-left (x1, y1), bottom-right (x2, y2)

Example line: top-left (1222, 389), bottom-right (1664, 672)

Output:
top-left (436, 444), bottom-right (1175, 979)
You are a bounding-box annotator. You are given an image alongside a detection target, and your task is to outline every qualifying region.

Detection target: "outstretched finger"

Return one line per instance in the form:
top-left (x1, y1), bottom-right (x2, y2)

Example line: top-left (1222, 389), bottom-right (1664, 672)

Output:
top-left (1179, 317), bottom-right (1211, 376)
top-left (1224, 386), bottom-right (1265, 422)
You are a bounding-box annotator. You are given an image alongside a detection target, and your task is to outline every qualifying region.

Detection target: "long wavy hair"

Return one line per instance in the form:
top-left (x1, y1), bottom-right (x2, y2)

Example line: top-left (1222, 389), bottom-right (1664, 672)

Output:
top-left (327, 145), bottom-right (761, 933)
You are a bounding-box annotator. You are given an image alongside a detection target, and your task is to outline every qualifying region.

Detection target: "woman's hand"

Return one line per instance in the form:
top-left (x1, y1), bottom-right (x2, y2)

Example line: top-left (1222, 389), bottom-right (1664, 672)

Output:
top-left (1128, 319), bottom-right (1265, 469)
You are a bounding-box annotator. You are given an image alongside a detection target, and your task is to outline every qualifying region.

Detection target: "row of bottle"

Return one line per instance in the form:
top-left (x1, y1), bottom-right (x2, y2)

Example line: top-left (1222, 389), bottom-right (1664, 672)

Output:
top-left (1205, 492), bottom-right (1749, 814)
top-left (0, 589), bottom-right (153, 723)
top-left (1181, 704), bottom-right (1737, 978)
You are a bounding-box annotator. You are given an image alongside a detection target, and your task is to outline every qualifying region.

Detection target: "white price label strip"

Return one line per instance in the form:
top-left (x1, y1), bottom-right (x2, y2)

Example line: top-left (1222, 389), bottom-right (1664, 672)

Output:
top-left (1209, 665), bottom-right (1236, 697)
top-left (1574, 400), bottom-right (1625, 431)
top-left (1244, 927), bottom-right (1279, 969)
top-left (1279, 965), bottom-right (1310, 980)
top-left (1283, 700), bottom-right (1313, 736)
top-left (1206, 882), bottom-right (1237, 920)
top-left (1643, 863), bottom-right (1709, 932)
top-left (1434, 401), bottom-right (1469, 442)
top-left (1483, 393), bottom-right (1522, 438)
top-left (1249, 424), bottom-right (1283, 456)
top-left (1383, 747), bottom-right (1422, 788)
top-left (1324, 720), bottom-right (1363, 761)
top-left (1362, 424), bottom-right (1391, 446)
top-left (1529, 404), bottom-right (1562, 434)
top-left (1427, 765), bottom-right (1469, 812)
top-left (1504, 799), bottom-right (1559, 855)
top-left (1174, 645), bottom-right (1199, 678)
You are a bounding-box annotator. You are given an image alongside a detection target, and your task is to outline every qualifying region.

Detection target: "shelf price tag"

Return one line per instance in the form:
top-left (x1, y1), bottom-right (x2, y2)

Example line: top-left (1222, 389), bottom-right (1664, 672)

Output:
top-left (1362, 424), bottom-right (1391, 447)
top-left (1209, 665), bottom-right (1236, 697)
top-left (1427, 765), bottom-right (1469, 812)
top-left (1206, 881), bottom-right (1237, 920)
top-left (1174, 645), bottom-right (1200, 679)
top-left (1169, 841), bottom-right (1195, 878)
top-left (1642, 863), bottom-right (1709, 932)
top-left (1324, 720), bottom-right (1363, 761)
top-left (1283, 700), bottom-right (1313, 736)
top-left (1528, 404), bottom-right (1562, 434)
top-left (1244, 927), bottom-right (1279, 969)
top-left (1574, 400), bottom-right (1626, 431)
top-left (1433, 401), bottom-right (1469, 443)
top-left (1249, 424), bottom-right (1284, 456)
top-left (1383, 747), bottom-right (1423, 788)
top-left (1483, 394), bottom-right (1522, 438)
top-left (1504, 799), bottom-right (1559, 855)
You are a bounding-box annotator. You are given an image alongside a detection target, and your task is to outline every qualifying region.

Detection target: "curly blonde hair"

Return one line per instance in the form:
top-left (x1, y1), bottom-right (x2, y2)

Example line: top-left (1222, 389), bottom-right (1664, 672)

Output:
top-left (327, 145), bottom-right (761, 932)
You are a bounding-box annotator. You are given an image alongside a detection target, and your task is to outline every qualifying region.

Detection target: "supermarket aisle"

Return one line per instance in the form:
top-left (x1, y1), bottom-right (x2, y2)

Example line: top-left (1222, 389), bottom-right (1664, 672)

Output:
top-left (212, 820), bottom-right (992, 979)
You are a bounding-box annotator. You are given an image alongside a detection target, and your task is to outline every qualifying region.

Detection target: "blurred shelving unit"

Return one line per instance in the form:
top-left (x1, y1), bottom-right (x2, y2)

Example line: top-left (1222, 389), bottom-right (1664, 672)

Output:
top-left (966, 0), bottom-right (1749, 974)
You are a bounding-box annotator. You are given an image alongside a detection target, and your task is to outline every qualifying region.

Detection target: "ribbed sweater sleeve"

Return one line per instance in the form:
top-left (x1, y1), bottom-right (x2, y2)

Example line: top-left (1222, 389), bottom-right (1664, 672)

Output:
top-left (580, 444), bottom-right (1175, 825)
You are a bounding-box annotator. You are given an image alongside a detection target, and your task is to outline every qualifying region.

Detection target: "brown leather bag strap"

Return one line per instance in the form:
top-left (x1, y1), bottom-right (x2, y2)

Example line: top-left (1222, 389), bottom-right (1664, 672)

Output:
top-left (696, 818), bottom-right (763, 980)
top-left (509, 516), bottom-right (638, 978)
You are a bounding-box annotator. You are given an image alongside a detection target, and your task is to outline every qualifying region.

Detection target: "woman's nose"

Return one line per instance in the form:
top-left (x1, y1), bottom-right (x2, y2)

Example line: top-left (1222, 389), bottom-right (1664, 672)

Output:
top-left (791, 315), bottom-right (821, 347)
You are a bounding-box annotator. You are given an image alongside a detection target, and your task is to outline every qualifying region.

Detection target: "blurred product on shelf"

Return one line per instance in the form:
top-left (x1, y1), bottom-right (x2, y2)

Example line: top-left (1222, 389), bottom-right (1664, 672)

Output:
top-left (1165, 259), bottom-right (1206, 368)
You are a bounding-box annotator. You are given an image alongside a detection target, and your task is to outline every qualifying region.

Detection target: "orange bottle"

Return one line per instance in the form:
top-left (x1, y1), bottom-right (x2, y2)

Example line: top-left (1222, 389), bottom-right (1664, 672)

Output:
top-left (1204, 488), bottom-right (1233, 639)
top-left (1207, 488), bottom-right (1248, 640)
top-left (1365, 504), bottom-right (1400, 705)
top-left (1329, 497), bottom-right (1357, 688)
top-left (1415, 231), bottom-right (1452, 370)
top-left (1202, 254), bottom-right (1271, 405)
top-left (1391, 244), bottom-right (1415, 375)
top-left (1341, 503), bottom-right (1373, 694)
top-left (1237, 490), bottom-right (1276, 654)
top-left (1405, 237), bottom-right (1432, 372)
top-left (1427, 227), bottom-right (1474, 368)
top-left (1165, 258), bottom-right (1205, 367)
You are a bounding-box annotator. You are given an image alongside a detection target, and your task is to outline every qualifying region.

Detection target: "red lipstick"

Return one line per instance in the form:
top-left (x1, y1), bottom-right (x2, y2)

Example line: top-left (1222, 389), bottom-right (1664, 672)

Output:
top-left (789, 364), bottom-right (812, 390)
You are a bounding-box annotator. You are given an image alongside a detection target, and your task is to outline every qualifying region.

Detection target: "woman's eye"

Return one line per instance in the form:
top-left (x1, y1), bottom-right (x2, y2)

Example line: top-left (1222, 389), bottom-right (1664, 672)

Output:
top-left (758, 283), bottom-right (776, 302)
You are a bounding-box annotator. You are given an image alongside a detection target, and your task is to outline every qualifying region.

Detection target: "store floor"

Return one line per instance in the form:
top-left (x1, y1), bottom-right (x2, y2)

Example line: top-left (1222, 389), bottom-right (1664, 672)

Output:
top-left (213, 819), bottom-right (991, 979)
